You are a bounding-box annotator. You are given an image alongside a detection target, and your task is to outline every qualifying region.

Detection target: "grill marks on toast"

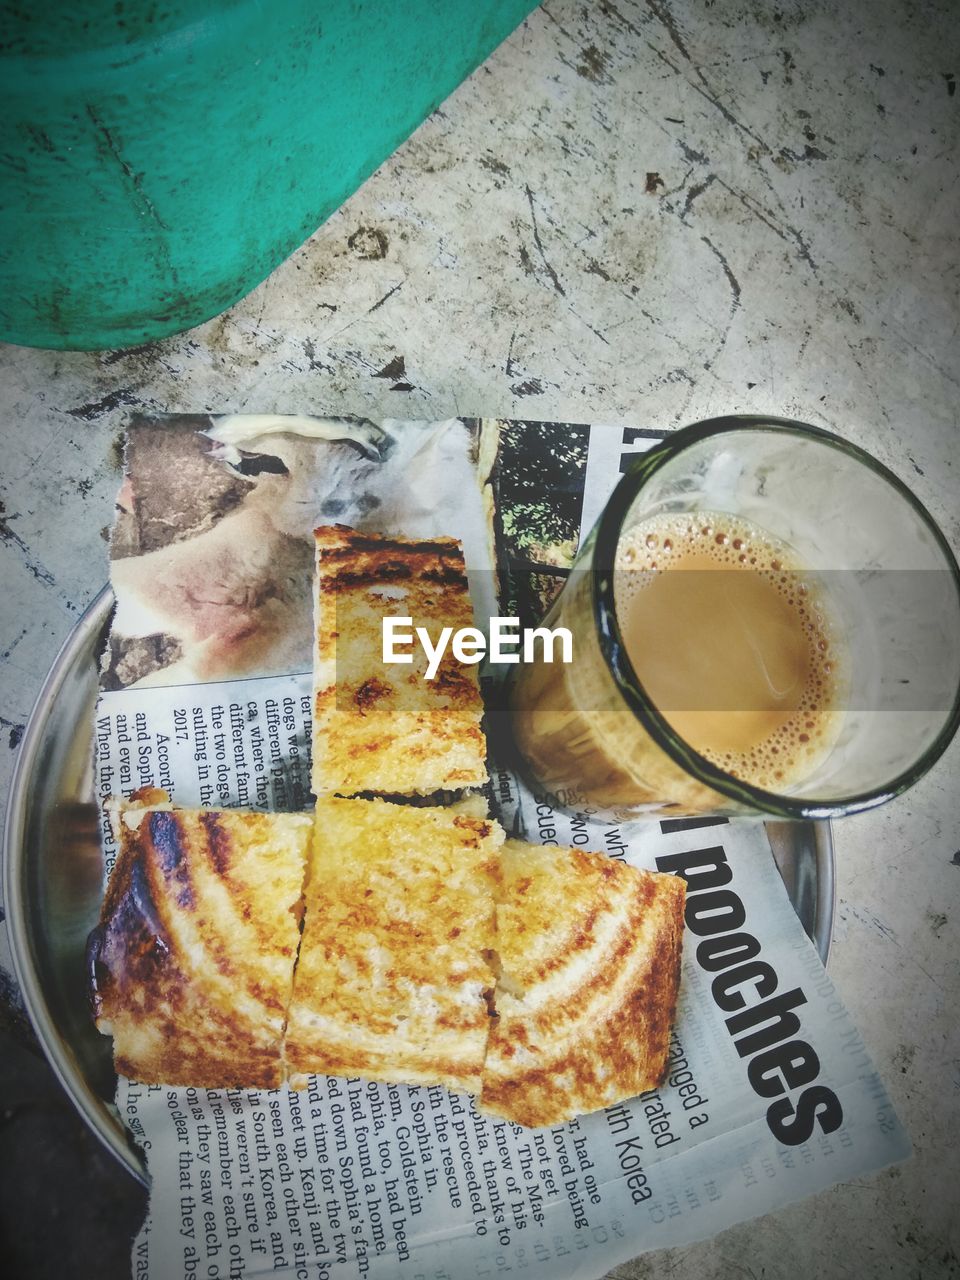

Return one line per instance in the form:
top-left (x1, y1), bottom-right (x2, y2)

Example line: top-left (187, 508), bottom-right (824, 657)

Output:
top-left (311, 525), bottom-right (487, 797)
top-left (478, 841), bottom-right (686, 1128)
top-left (199, 812), bottom-right (235, 876)
top-left (319, 533), bottom-right (467, 559)
top-left (91, 794), bottom-right (313, 1088)
top-left (94, 797), bottom-right (684, 1125)
top-left (149, 810), bottom-right (194, 908)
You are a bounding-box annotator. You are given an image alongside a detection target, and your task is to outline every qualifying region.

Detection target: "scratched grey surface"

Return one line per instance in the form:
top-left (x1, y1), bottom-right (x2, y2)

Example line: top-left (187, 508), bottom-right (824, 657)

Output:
top-left (1, 1), bottom-right (958, 1276)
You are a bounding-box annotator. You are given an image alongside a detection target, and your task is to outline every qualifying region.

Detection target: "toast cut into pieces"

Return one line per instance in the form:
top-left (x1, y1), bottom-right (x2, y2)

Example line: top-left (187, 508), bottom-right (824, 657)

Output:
top-left (311, 525), bottom-right (487, 797)
top-left (480, 840), bottom-right (685, 1128)
top-left (285, 797), bottom-right (504, 1095)
top-left (88, 789), bottom-right (311, 1088)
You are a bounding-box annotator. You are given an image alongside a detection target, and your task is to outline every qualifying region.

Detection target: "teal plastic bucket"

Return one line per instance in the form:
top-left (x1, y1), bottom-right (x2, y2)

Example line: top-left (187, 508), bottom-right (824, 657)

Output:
top-left (1, 0), bottom-right (534, 350)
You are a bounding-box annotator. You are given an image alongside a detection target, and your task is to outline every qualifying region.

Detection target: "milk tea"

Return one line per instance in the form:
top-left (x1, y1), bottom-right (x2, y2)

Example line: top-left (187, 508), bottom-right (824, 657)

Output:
top-left (615, 513), bottom-right (844, 790)
top-left (508, 511), bottom-right (845, 813)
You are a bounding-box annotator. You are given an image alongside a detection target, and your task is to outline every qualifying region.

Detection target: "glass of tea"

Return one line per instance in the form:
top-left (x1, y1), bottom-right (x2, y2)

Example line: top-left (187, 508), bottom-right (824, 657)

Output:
top-left (508, 416), bottom-right (960, 819)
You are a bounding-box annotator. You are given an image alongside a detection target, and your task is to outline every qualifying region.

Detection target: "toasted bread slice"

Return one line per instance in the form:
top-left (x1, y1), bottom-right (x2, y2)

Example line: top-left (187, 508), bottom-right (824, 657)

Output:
top-left (285, 798), bottom-right (503, 1094)
top-left (311, 525), bottom-right (487, 797)
top-left (480, 841), bottom-right (685, 1128)
top-left (88, 789), bottom-right (311, 1088)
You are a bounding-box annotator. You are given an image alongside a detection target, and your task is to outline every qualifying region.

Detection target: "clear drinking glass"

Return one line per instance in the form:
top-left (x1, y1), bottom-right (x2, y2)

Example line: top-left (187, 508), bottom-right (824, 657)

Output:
top-left (508, 416), bottom-right (960, 819)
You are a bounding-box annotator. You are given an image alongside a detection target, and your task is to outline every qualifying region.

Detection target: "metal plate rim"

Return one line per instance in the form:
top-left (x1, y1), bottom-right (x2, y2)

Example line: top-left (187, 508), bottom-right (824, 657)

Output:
top-left (811, 822), bottom-right (836, 964)
top-left (3, 585), bottom-right (835, 1188)
top-left (2, 585), bottom-right (146, 1183)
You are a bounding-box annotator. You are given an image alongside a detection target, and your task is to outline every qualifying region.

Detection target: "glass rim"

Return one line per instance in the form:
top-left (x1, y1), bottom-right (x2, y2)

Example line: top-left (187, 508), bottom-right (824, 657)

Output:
top-left (590, 414), bottom-right (960, 819)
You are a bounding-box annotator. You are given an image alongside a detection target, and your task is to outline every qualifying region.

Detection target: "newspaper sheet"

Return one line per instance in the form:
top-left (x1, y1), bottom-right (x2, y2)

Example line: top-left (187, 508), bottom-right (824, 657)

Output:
top-left (94, 416), bottom-right (910, 1280)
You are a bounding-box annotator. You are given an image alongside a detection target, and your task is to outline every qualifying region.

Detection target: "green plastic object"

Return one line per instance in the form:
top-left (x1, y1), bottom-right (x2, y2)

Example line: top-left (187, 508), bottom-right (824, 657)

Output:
top-left (0, 0), bottom-right (534, 351)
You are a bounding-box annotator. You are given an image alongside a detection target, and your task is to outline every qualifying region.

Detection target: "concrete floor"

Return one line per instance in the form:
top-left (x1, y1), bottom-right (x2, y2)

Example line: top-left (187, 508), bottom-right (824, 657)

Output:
top-left (1, 1), bottom-right (958, 1277)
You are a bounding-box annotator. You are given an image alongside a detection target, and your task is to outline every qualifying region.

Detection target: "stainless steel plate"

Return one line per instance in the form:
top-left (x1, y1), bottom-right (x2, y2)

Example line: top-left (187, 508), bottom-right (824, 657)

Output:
top-left (3, 586), bottom-right (836, 1187)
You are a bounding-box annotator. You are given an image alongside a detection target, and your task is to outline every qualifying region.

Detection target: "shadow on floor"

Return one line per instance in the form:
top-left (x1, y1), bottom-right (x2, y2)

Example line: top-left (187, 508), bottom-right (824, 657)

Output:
top-left (0, 1025), bottom-right (147, 1280)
